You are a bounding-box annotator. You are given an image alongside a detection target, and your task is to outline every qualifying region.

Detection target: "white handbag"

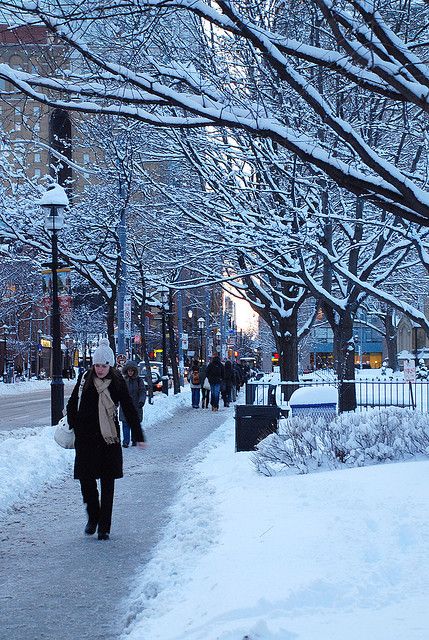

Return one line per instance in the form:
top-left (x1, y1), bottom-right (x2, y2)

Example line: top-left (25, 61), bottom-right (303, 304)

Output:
top-left (203, 377), bottom-right (211, 390)
top-left (54, 416), bottom-right (75, 449)
top-left (53, 374), bottom-right (85, 449)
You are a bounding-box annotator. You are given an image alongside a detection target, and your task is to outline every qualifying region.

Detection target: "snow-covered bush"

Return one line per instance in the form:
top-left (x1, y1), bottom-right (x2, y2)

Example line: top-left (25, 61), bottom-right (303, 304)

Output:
top-left (416, 359), bottom-right (429, 380)
top-left (253, 407), bottom-right (429, 476)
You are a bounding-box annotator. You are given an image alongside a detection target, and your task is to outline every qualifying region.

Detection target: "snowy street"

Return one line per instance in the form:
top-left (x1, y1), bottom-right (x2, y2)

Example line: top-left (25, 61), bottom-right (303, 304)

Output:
top-left (0, 387), bottom-right (229, 640)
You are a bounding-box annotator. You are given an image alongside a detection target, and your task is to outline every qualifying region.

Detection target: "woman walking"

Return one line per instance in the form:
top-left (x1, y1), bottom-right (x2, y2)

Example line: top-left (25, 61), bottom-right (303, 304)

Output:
top-left (66, 339), bottom-right (145, 540)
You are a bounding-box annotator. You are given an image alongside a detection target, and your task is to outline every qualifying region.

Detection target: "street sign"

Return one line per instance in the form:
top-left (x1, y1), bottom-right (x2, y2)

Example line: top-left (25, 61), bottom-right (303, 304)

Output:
top-left (403, 360), bottom-right (416, 382)
top-left (116, 353), bottom-right (127, 367)
top-left (182, 333), bottom-right (188, 350)
top-left (124, 296), bottom-right (132, 338)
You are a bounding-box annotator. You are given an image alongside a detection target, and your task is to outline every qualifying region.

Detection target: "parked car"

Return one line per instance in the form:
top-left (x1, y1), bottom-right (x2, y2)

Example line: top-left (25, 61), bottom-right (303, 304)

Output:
top-left (138, 361), bottom-right (163, 391)
top-left (138, 361), bottom-right (173, 391)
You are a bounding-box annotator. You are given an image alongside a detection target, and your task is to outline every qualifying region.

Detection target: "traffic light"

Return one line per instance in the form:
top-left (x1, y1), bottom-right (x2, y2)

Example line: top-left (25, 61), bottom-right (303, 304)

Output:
top-left (272, 352), bottom-right (279, 364)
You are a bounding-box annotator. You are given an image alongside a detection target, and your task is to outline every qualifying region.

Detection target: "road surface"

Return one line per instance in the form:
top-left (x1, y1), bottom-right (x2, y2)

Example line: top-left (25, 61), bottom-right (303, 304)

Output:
top-left (0, 387), bottom-right (74, 432)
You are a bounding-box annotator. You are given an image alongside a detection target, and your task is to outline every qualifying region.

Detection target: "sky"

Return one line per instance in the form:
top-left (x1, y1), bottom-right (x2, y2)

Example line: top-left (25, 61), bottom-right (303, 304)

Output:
top-left (1, 380), bottom-right (428, 640)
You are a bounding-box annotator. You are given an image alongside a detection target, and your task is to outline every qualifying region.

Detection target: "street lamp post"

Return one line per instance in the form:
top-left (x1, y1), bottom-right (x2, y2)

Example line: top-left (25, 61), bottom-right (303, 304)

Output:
top-left (37, 329), bottom-right (42, 377)
top-left (198, 317), bottom-right (205, 363)
top-left (159, 285), bottom-right (169, 395)
top-left (40, 184), bottom-right (69, 425)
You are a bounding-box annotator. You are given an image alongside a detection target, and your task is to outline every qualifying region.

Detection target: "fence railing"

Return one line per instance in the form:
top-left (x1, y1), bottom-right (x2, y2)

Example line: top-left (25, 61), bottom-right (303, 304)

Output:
top-left (245, 379), bottom-right (429, 413)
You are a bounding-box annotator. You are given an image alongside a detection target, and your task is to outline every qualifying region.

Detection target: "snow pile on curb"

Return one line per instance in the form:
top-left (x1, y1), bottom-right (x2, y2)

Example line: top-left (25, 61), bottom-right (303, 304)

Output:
top-left (0, 426), bottom-right (74, 519)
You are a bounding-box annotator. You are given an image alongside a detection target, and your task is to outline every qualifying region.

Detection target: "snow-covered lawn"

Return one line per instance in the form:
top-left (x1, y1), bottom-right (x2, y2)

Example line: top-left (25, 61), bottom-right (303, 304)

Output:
top-left (1, 382), bottom-right (428, 639)
top-left (122, 415), bottom-right (429, 640)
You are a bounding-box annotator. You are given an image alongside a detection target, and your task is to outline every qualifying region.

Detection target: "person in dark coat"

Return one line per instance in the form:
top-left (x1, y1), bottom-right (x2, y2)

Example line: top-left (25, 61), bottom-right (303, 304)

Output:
top-left (233, 361), bottom-right (243, 399)
top-left (205, 352), bottom-right (224, 411)
top-left (66, 339), bottom-right (145, 540)
top-left (221, 359), bottom-right (233, 407)
top-left (120, 360), bottom-right (146, 446)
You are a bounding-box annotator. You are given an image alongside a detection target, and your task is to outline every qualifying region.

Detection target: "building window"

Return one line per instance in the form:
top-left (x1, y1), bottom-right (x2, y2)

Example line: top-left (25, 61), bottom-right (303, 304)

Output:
top-left (33, 106), bottom-right (41, 116)
top-left (34, 152), bottom-right (41, 163)
top-left (83, 153), bottom-right (90, 164)
top-left (34, 168), bottom-right (41, 177)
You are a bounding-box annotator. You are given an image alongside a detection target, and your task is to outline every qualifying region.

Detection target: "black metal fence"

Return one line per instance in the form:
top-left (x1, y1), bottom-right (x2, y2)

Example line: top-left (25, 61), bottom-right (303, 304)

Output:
top-left (245, 379), bottom-right (429, 413)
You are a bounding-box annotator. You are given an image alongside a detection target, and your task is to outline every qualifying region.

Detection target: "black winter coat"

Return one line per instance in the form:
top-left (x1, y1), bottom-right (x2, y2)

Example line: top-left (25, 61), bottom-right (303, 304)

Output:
top-left (119, 361), bottom-right (146, 422)
top-left (206, 357), bottom-right (224, 384)
top-left (67, 371), bottom-right (144, 480)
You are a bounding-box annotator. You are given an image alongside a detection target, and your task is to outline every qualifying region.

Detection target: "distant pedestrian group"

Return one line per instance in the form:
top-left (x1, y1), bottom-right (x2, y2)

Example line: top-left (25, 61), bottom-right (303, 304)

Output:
top-left (187, 353), bottom-right (245, 411)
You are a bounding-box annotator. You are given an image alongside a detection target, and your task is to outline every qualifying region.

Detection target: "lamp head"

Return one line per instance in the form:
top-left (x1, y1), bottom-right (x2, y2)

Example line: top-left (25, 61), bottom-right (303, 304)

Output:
top-left (159, 285), bottom-right (169, 308)
top-left (40, 184), bottom-right (68, 232)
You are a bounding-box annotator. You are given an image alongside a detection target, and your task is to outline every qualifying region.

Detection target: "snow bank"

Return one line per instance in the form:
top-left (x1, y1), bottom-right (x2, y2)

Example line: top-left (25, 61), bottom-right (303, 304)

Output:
top-left (122, 416), bottom-right (429, 640)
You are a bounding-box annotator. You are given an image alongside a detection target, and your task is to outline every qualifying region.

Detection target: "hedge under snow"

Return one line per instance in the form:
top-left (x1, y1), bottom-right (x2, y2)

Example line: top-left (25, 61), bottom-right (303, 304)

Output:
top-left (253, 407), bottom-right (429, 476)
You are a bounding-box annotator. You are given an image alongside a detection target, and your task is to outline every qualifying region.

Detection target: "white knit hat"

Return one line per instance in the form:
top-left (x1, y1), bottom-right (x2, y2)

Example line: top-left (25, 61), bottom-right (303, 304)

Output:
top-left (92, 338), bottom-right (115, 366)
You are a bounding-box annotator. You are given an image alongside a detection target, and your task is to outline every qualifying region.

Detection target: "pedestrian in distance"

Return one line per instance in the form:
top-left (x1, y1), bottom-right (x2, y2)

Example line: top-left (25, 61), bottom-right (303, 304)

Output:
top-left (221, 359), bottom-right (233, 407)
top-left (120, 360), bottom-right (146, 447)
top-left (66, 338), bottom-right (145, 541)
top-left (233, 361), bottom-right (243, 399)
top-left (188, 359), bottom-right (202, 408)
top-left (200, 361), bottom-right (210, 408)
top-left (205, 352), bottom-right (224, 411)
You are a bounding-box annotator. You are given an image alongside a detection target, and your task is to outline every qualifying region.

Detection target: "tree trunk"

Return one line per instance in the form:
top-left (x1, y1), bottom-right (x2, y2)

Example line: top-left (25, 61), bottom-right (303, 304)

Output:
top-left (167, 296), bottom-right (181, 394)
top-left (332, 314), bottom-right (357, 413)
top-left (276, 313), bottom-right (299, 401)
top-left (384, 308), bottom-right (398, 371)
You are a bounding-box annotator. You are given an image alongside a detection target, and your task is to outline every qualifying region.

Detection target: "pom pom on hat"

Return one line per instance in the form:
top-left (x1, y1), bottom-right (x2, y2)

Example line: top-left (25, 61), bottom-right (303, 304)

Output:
top-left (92, 338), bottom-right (115, 367)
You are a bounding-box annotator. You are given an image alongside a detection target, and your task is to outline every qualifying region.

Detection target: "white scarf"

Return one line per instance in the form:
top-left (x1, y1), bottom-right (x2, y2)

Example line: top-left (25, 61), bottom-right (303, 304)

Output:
top-left (93, 377), bottom-right (119, 444)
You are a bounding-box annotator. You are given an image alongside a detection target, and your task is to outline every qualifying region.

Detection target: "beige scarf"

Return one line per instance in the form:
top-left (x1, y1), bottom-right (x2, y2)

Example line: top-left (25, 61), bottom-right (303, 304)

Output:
top-left (93, 377), bottom-right (119, 444)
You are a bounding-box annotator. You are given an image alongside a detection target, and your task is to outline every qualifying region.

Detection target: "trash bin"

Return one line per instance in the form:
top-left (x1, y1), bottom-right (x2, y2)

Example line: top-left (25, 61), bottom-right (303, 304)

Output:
top-left (289, 386), bottom-right (337, 422)
top-left (235, 404), bottom-right (281, 452)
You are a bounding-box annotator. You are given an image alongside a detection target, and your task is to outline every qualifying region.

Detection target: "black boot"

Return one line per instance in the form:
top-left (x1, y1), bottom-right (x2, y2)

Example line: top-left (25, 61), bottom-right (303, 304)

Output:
top-left (85, 520), bottom-right (97, 535)
top-left (98, 532), bottom-right (110, 540)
